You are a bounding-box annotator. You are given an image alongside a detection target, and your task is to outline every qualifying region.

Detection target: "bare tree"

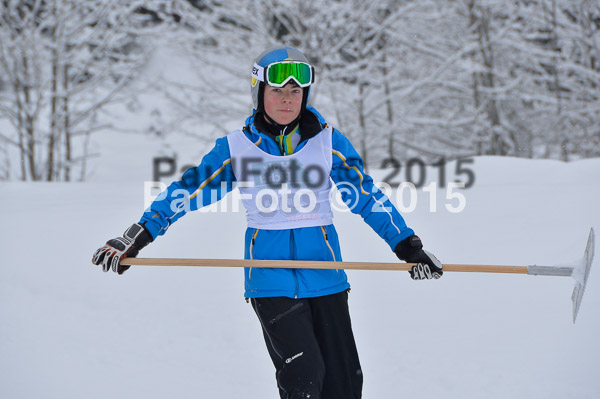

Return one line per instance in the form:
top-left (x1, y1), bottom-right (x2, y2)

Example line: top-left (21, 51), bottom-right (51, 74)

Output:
top-left (0, 0), bottom-right (155, 181)
top-left (27, 0), bottom-right (591, 172)
top-left (178, 0), bottom-right (598, 162)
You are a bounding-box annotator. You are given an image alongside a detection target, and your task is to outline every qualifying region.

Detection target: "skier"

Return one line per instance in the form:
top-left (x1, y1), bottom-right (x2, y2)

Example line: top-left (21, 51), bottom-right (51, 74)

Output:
top-left (92, 45), bottom-right (443, 399)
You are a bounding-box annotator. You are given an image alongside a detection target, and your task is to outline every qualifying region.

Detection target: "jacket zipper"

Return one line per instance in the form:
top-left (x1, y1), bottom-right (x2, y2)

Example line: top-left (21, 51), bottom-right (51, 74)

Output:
top-left (290, 230), bottom-right (299, 298)
top-left (320, 226), bottom-right (338, 272)
top-left (249, 229), bottom-right (260, 279)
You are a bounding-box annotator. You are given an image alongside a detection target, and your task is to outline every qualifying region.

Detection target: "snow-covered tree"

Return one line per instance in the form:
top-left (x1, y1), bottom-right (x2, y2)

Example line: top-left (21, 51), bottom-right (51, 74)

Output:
top-left (0, 0), bottom-right (157, 181)
top-left (2, 0), bottom-right (596, 182)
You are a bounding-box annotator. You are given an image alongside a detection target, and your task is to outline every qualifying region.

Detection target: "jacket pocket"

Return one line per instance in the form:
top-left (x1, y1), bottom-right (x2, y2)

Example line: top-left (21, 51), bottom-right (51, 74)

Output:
top-left (320, 226), bottom-right (337, 262)
top-left (249, 229), bottom-right (260, 279)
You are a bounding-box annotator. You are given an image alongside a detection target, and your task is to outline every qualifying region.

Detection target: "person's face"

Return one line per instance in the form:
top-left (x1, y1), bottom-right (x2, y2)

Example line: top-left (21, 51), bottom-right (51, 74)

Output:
top-left (263, 82), bottom-right (303, 125)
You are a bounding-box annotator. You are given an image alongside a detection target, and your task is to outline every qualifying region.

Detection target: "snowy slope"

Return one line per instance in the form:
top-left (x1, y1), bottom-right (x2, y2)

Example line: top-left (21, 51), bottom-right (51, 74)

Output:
top-left (1, 130), bottom-right (599, 399)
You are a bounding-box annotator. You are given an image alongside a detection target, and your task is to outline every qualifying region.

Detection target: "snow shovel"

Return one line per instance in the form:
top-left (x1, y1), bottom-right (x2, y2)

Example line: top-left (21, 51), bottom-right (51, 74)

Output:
top-left (122, 228), bottom-right (595, 323)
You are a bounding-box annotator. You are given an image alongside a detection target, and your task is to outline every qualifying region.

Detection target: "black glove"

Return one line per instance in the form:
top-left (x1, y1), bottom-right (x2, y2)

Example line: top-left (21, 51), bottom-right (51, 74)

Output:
top-left (394, 235), bottom-right (443, 280)
top-left (92, 223), bottom-right (152, 275)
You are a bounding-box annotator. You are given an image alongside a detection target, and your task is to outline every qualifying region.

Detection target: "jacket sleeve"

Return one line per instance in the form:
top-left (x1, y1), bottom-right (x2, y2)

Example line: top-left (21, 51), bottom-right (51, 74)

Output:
top-left (330, 129), bottom-right (414, 251)
top-left (139, 136), bottom-right (235, 239)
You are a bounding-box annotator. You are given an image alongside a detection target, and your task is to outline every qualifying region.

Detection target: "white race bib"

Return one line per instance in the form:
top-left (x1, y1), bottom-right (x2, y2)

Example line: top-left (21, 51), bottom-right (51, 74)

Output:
top-left (227, 128), bottom-right (334, 230)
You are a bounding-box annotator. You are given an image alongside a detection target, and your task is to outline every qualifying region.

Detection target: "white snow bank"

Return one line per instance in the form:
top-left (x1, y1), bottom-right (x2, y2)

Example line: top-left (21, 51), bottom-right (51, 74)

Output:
top-left (1, 154), bottom-right (599, 399)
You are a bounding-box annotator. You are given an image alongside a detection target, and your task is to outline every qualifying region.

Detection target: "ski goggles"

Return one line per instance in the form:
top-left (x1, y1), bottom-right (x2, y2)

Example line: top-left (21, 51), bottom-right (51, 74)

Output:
top-left (252, 61), bottom-right (314, 88)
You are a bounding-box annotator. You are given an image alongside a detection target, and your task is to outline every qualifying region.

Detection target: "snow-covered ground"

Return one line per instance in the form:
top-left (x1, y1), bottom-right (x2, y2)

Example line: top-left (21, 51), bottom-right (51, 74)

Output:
top-left (1, 124), bottom-right (599, 398)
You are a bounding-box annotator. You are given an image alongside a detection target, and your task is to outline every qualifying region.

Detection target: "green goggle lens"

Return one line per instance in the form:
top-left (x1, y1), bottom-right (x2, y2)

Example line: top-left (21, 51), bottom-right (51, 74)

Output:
top-left (266, 62), bottom-right (312, 87)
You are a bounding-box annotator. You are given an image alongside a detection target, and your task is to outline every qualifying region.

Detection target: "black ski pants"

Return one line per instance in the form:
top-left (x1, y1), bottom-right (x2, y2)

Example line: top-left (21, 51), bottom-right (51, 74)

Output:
top-left (251, 290), bottom-right (362, 399)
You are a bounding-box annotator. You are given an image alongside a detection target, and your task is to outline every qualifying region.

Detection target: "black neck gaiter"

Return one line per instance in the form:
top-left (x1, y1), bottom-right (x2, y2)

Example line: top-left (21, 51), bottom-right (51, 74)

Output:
top-left (255, 111), bottom-right (300, 139)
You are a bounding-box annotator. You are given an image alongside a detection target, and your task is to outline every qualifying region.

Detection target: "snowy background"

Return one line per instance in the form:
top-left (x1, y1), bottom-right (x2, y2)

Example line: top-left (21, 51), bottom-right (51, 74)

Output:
top-left (1, 136), bottom-right (599, 399)
top-left (1, 1), bottom-right (600, 398)
top-left (2, 1), bottom-right (599, 183)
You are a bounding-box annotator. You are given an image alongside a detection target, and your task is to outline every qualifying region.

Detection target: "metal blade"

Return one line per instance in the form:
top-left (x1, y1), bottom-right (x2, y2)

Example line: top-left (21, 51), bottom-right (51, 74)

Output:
top-left (572, 228), bottom-right (595, 323)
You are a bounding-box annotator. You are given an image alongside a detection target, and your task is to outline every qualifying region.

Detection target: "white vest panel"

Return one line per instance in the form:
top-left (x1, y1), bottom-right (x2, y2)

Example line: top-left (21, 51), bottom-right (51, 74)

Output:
top-left (227, 127), bottom-right (334, 230)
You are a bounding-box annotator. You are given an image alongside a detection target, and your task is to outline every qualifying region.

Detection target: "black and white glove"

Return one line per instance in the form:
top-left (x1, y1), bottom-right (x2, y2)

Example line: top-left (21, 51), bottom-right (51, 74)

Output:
top-left (92, 223), bottom-right (152, 275)
top-left (394, 235), bottom-right (443, 280)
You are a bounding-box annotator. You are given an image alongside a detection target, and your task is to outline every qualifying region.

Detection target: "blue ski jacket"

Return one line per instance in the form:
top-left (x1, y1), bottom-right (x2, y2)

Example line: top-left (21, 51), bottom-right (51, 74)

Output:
top-left (139, 107), bottom-right (415, 298)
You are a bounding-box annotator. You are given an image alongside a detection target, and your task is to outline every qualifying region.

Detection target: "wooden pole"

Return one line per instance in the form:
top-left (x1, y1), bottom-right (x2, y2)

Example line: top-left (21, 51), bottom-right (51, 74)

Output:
top-left (121, 257), bottom-right (529, 274)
